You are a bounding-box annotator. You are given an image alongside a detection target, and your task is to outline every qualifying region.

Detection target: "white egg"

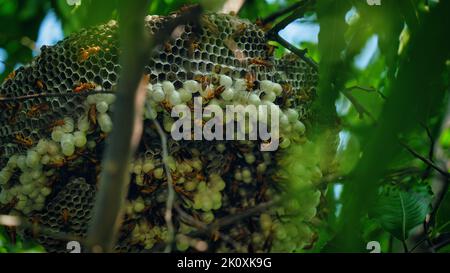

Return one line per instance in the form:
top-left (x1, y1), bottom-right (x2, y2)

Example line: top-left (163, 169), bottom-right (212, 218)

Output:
top-left (183, 80), bottom-right (201, 94)
top-left (219, 75), bottom-right (233, 89)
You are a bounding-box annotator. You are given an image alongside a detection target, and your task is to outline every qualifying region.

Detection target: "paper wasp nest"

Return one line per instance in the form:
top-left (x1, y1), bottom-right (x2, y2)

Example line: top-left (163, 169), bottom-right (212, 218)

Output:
top-left (0, 12), bottom-right (327, 252)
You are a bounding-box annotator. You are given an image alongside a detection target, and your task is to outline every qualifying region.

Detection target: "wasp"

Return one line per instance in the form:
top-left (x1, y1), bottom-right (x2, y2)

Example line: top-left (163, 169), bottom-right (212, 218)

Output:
top-left (160, 100), bottom-right (173, 112)
top-left (282, 83), bottom-right (293, 95)
top-left (249, 57), bottom-right (273, 67)
top-left (188, 40), bottom-right (200, 58)
top-left (224, 38), bottom-right (245, 61)
top-left (13, 133), bottom-right (33, 147)
top-left (47, 119), bottom-right (65, 132)
top-left (194, 75), bottom-right (210, 91)
top-left (255, 19), bottom-right (272, 32)
top-left (79, 46), bottom-right (101, 62)
top-left (5, 102), bottom-right (22, 124)
top-left (88, 104), bottom-right (97, 127)
top-left (267, 44), bottom-right (277, 57)
top-left (200, 15), bottom-right (220, 35)
top-left (61, 208), bottom-right (70, 225)
top-left (35, 80), bottom-right (45, 91)
top-left (205, 85), bottom-right (225, 101)
top-left (231, 23), bottom-right (247, 39)
top-left (73, 82), bottom-right (97, 93)
top-left (164, 42), bottom-right (172, 53)
top-left (26, 103), bottom-right (49, 118)
top-left (4, 71), bottom-right (15, 82)
top-left (245, 72), bottom-right (257, 91)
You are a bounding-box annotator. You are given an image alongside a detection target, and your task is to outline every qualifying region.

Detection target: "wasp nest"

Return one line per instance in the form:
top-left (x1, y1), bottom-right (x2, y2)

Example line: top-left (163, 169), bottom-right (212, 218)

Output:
top-left (0, 12), bottom-right (332, 253)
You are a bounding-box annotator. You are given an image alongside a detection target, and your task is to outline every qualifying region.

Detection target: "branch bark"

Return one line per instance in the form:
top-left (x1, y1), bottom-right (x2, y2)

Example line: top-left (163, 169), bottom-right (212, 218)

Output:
top-left (86, 2), bottom-right (203, 252)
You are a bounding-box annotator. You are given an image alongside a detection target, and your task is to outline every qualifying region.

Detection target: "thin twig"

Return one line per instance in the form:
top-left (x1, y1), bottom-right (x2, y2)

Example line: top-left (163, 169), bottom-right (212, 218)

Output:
top-left (0, 90), bottom-right (115, 102)
top-left (152, 119), bottom-right (176, 253)
top-left (400, 141), bottom-right (449, 178)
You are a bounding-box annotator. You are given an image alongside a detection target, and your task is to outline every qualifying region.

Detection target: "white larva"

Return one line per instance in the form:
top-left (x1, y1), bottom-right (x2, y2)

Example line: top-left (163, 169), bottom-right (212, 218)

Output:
top-left (96, 101), bottom-right (109, 114)
top-left (98, 113), bottom-right (113, 133)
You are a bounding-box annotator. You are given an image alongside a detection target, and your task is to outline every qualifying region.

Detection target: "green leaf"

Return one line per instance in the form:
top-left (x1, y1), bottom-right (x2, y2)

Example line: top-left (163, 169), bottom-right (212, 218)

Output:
top-left (370, 189), bottom-right (431, 241)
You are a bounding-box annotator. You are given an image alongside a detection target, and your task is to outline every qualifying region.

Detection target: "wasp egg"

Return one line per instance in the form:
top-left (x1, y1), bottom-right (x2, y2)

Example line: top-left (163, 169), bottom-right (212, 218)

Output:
top-left (61, 142), bottom-right (75, 157)
top-left (244, 153), bottom-right (256, 164)
top-left (219, 75), bottom-right (233, 89)
top-left (280, 138), bottom-right (291, 149)
top-left (152, 87), bottom-right (165, 102)
top-left (40, 154), bottom-right (50, 165)
top-left (26, 150), bottom-right (40, 168)
top-left (87, 95), bottom-right (97, 104)
top-left (36, 140), bottom-right (48, 155)
top-left (51, 127), bottom-right (64, 142)
top-left (234, 79), bottom-right (247, 92)
top-left (142, 161), bottom-right (155, 173)
top-left (73, 131), bottom-right (87, 148)
top-left (220, 87), bottom-right (235, 101)
top-left (169, 90), bottom-right (182, 106)
top-left (285, 108), bottom-right (299, 123)
top-left (262, 91), bottom-right (276, 102)
top-left (0, 170), bottom-right (12, 185)
top-left (178, 88), bottom-right (192, 103)
top-left (272, 83), bottom-right (283, 96)
top-left (162, 81), bottom-right (175, 95)
top-left (183, 80), bottom-right (200, 94)
top-left (260, 80), bottom-right (274, 93)
top-left (153, 168), bottom-right (164, 179)
top-left (6, 155), bottom-right (18, 169)
top-left (46, 141), bottom-right (60, 155)
top-left (248, 93), bottom-right (261, 105)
